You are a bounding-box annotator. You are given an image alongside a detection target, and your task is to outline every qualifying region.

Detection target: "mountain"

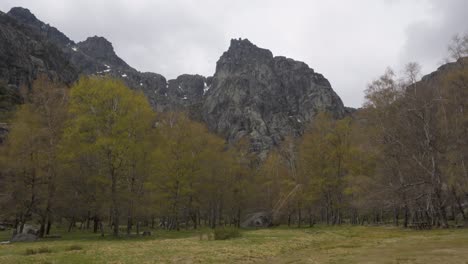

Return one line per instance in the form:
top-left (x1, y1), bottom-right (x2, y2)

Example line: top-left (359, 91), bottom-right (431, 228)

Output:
top-left (202, 39), bottom-right (345, 156)
top-left (0, 8), bottom-right (77, 88)
top-left (0, 7), bottom-right (347, 154)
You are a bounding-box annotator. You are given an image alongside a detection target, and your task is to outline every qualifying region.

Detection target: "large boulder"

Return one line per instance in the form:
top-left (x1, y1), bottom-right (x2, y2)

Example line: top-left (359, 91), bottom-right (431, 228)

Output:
top-left (11, 233), bottom-right (37, 242)
top-left (241, 211), bottom-right (272, 228)
top-left (21, 224), bottom-right (39, 235)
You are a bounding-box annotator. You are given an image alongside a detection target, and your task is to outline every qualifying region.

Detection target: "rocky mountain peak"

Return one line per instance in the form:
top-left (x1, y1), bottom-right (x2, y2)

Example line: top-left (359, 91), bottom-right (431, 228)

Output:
top-left (77, 36), bottom-right (128, 68)
top-left (7, 7), bottom-right (73, 47)
top-left (203, 39), bottom-right (345, 157)
top-left (7, 7), bottom-right (37, 24)
top-left (216, 38), bottom-right (273, 75)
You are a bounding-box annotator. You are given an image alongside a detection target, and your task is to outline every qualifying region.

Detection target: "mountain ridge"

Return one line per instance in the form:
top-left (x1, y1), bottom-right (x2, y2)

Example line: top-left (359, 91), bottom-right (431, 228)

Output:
top-left (0, 6), bottom-right (347, 154)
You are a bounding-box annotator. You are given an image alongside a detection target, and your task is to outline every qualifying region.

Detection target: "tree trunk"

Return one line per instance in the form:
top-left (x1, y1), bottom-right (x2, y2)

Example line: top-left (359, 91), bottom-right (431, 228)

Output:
top-left (111, 173), bottom-right (120, 236)
top-left (93, 215), bottom-right (99, 233)
top-left (404, 204), bottom-right (409, 228)
top-left (297, 202), bottom-right (302, 228)
top-left (100, 221), bottom-right (105, 237)
top-left (453, 188), bottom-right (466, 220)
top-left (68, 217), bottom-right (74, 232)
top-left (46, 219), bottom-right (52, 235)
top-left (393, 207), bottom-right (399, 226)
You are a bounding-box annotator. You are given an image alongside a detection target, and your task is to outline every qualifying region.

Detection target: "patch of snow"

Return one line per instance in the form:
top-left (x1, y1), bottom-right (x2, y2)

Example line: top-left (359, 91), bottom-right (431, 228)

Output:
top-left (203, 82), bottom-right (211, 94)
top-left (164, 93), bottom-right (168, 97)
top-left (166, 83), bottom-right (169, 89)
top-left (140, 82), bottom-right (143, 86)
top-left (297, 118), bottom-right (302, 123)
top-left (121, 74), bottom-right (127, 78)
top-left (103, 69), bottom-right (111, 73)
top-left (71, 47), bottom-right (78, 52)
top-left (182, 96), bottom-right (188, 100)
top-left (104, 64), bottom-right (111, 69)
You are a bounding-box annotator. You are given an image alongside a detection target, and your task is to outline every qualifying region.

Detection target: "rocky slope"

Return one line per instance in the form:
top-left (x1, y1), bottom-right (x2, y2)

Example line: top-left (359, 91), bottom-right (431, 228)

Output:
top-left (203, 39), bottom-right (345, 156)
top-left (0, 9), bottom-right (77, 88)
top-left (0, 7), bottom-right (347, 154)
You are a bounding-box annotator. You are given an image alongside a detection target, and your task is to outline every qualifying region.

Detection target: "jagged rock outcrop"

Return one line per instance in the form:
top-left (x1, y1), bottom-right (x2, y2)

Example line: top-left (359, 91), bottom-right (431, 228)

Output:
top-left (7, 7), bottom-right (73, 47)
top-left (0, 9), bottom-right (77, 89)
top-left (203, 39), bottom-right (345, 156)
top-left (167, 74), bottom-right (207, 106)
top-left (165, 74), bottom-right (211, 120)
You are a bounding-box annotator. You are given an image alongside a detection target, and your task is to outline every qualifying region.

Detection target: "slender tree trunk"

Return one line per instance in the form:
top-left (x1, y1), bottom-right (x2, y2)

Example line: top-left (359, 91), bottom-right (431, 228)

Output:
top-left (93, 215), bottom-right (99, 233)
top-left (297, 202), bottom-right (302, 228)
top-left (452, 188), bottom-right (466, 220)
top-left (99, 221), bottom-right (105, 237)
top-left (68, 217), bottom-right (74, 232)
top-left (393, 206), bottom-right (399, 226)
top-left (46, 219), bottom-right (52, 235)
top-left (111, 170), bottom-right (120, 236)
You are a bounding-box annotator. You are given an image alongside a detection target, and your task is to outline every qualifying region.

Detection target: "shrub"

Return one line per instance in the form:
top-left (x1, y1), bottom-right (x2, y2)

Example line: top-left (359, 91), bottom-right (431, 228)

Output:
top-left (67, 245), bottom-right (83, 251)
top-left (24, 247), bottom-right (52, 255)
top-left (25, 248), bottom-right (36, 255)
top-left (37, 247), bottom-right (52, 254)
top-left (214, 227), bottom-right (241, 240)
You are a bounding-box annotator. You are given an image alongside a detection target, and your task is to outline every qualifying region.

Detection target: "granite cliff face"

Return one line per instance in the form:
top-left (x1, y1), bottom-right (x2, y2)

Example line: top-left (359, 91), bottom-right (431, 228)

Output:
top-left (203, 39), bottom-right (345, 156)
top-left (0, 7), bottom-right (348, 154)
top-left (0, 8), bottom-right (77, 88)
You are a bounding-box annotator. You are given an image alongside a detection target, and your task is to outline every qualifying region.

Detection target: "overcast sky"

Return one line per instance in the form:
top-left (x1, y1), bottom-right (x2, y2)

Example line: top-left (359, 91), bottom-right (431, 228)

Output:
top-left (1, 0), bottom-right (467, 107)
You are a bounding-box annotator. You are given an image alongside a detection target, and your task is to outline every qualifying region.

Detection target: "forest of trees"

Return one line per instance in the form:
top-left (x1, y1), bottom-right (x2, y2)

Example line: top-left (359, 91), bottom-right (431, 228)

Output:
top-left (0, 37), bottom-right (467, 237)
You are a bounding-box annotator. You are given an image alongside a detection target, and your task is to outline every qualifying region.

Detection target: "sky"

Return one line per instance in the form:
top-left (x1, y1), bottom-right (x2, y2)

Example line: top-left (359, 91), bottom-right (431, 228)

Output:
top-left (1, 0), bottom-right (467, 107)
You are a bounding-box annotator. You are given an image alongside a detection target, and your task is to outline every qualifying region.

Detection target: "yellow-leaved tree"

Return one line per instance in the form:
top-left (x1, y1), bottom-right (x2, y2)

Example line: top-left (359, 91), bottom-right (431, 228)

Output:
top-left (61, 77), bottom-right (155, 236)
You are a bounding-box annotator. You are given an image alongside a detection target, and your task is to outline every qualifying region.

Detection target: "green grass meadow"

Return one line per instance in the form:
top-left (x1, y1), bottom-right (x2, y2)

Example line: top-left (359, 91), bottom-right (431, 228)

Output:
top-left (0, 226), bottom-right (467, 263)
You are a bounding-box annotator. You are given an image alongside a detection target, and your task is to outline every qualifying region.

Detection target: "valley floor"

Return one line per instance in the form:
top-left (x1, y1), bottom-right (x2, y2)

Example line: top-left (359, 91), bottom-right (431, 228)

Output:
top-left (0, 225), bottom-right (467, 263)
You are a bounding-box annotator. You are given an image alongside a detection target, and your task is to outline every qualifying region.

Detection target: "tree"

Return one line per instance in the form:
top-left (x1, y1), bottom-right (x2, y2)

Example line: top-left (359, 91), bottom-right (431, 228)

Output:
top-left (0, 76), bottom-right (68, 236)
top-left (298, 113), bottom-right (353, 225)
top-left (63, 77), bottom-right (155, 236)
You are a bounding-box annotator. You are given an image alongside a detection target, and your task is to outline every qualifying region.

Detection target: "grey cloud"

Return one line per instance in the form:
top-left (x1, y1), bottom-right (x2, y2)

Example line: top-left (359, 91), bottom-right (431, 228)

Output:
top-left (0, 0), bottom-right (464, 107)
top-left (398, 0), bottom-right (468, 74)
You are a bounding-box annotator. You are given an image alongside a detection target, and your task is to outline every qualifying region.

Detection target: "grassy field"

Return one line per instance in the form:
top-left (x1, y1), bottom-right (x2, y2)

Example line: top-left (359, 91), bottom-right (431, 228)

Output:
top-left (0, 225), bottom-right (467, 263)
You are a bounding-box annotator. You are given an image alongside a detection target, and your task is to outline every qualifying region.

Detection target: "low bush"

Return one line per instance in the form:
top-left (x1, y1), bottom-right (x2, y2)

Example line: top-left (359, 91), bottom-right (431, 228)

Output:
top-left (24, 247), bottom-right (52, 255)
top-left (214, 227), bottom-right (241, 240)
top-left (66, 244), bottom-right (83, 251)
top-left (24, 248), bottom-right (36, 255)
top-left (38, 247), bottom-right (52, 253)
